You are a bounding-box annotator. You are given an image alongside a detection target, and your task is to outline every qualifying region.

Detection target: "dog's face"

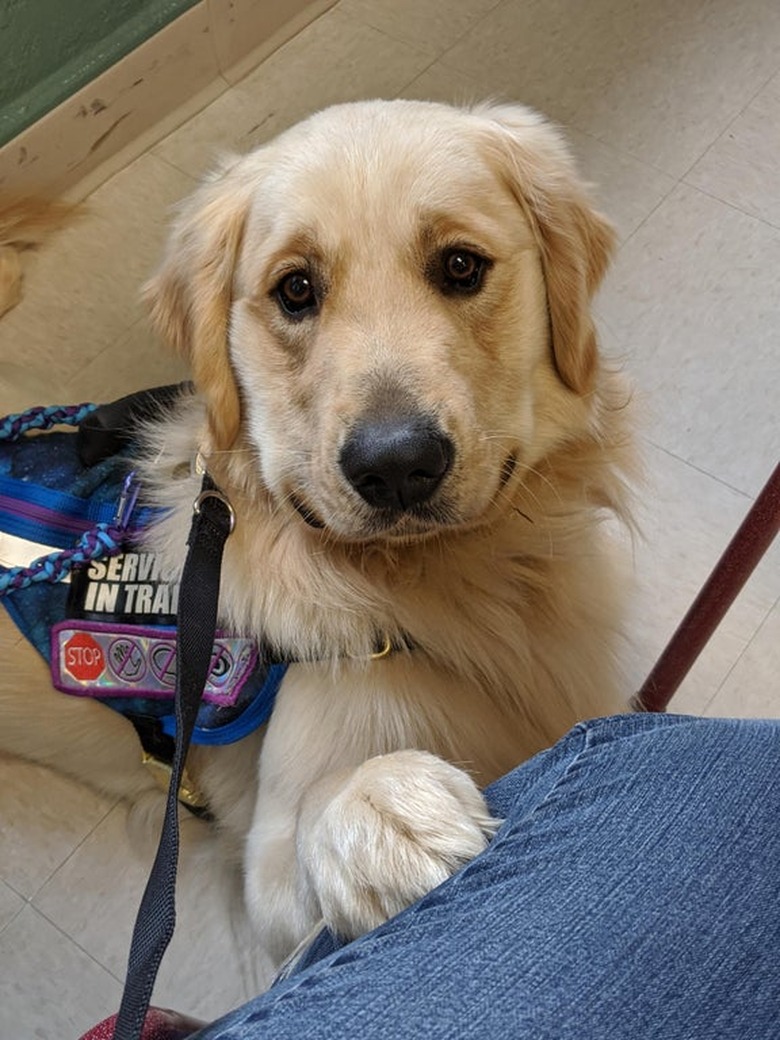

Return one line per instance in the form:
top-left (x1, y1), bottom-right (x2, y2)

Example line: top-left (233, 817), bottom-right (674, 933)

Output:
top-left (147, 101), bottom-right (614, 543)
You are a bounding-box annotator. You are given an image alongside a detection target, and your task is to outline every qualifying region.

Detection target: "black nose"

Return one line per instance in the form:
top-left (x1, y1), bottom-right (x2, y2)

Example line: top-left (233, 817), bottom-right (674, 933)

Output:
top-left (340, 416), bottom-right (454, 511)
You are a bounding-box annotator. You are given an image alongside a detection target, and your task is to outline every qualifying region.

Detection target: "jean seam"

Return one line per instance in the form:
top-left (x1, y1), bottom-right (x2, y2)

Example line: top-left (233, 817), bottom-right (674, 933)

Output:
top-left (491, 721), bottom-right (591, 838)
top-left (489, 713), bottom-right (692, 839)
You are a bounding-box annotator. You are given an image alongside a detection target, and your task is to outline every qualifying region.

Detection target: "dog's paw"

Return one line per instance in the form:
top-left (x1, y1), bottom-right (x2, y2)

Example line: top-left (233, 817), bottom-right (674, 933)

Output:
top-left (297, 750), bottom-right (498, 940)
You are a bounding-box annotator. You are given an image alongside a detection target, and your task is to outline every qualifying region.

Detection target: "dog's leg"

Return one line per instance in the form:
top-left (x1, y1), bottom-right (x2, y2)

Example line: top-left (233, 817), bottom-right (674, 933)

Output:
top-left (243, 665), bottom-right (499, 966)
top-left (245, 751), bottom-right (496, 965)
top-left (296, 750), bottom-right (499, 941)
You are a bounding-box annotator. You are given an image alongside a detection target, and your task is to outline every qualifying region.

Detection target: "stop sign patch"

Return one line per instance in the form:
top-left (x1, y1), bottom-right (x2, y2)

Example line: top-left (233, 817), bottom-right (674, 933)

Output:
top-left (62, 631), bottom-right (105, 682)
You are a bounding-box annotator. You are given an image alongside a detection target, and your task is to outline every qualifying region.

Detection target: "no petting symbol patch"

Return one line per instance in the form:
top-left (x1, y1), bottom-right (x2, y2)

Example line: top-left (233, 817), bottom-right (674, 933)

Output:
top-left (51, 620), bottom-right (259, 705)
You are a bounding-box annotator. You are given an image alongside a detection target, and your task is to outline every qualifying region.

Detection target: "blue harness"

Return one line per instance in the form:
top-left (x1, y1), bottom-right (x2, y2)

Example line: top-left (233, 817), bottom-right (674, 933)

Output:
top-left (0, 391), bottom-right (287, 748)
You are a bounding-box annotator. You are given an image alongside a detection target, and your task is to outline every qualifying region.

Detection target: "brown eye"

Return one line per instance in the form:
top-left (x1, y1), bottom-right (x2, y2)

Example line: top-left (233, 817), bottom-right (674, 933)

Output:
top-left (275, 271), bottom-right (318, 317)
top-left (440, 249), bottom-right (489, 294)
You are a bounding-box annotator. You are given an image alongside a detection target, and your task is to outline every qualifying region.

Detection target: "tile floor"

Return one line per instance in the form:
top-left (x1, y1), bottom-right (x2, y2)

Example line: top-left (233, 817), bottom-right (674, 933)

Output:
top-left (1, 0), bottom-right (779, 1034)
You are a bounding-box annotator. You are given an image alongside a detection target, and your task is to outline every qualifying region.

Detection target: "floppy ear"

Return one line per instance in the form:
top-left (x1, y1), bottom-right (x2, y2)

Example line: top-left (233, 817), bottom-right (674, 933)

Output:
top-left (476, 104), bottom-right (616, 395)
top-left (144, 157), bottom-right (251, 451)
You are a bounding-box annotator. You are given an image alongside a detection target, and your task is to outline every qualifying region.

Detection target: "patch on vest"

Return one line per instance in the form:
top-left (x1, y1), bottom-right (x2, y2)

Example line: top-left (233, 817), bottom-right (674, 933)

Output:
top-left (51, 620), bottom-right (259, 704)
top-left (68, 550), bottom-right (179, 623)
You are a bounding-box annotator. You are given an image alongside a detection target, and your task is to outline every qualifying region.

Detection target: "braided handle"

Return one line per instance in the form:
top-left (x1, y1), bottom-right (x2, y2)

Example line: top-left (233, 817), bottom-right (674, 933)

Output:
top-left (0, 402), bottom-right (97, 441)
top-left (0, 523), bottom-right (124, 596)
top-left (0, 401), bottom-right (131, 597)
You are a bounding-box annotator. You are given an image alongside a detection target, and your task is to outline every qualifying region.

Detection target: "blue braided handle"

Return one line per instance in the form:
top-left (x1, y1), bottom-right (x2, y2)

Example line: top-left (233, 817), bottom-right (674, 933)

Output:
top-left (0, 523), bottom-right (124, 596)
top-left (0, 401), bottom-right (125, 596)
top-left (0, 402), bottom-right (97, 441)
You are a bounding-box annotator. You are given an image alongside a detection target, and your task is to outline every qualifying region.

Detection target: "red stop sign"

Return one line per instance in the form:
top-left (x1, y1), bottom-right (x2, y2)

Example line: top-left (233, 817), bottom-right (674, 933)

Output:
top-left (63, 632), bottom-right (105, 682)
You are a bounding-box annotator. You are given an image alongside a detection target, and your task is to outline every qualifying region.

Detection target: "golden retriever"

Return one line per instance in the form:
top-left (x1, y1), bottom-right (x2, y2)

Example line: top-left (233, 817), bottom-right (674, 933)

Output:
top-left (0, 99), bottom-right (633, 967)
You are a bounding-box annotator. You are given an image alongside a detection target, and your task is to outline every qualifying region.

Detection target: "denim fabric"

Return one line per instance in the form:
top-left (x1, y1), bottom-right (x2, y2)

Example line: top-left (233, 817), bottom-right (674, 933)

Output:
top-left (192, 714), bottom-right (780, 1039)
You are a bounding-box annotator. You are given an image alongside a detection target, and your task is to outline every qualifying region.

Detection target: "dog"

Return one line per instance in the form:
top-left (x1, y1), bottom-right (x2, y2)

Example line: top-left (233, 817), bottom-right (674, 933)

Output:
top-left (0, 196), bottom-right (76, 318)
top-left (0, 99), bottom-right (634, 968)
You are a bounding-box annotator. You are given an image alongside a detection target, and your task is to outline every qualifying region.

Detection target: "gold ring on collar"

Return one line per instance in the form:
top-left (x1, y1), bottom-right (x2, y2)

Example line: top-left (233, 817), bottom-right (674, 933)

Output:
top-left (370, 635), bottom-right (394, 660)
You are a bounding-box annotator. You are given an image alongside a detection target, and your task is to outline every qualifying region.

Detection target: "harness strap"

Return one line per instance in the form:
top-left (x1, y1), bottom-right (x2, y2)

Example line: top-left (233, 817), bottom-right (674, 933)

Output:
top-left (112, 474), bottom-right (234, 1040)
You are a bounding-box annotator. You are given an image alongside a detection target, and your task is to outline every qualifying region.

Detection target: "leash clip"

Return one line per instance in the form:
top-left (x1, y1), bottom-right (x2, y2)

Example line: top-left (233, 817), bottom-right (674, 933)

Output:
top-left (115, 471), bottom-right (140, 530)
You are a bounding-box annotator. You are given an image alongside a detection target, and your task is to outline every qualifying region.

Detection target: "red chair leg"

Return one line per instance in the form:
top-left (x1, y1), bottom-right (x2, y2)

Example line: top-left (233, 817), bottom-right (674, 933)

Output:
top-left (634, 461), bottom-right (780, 713)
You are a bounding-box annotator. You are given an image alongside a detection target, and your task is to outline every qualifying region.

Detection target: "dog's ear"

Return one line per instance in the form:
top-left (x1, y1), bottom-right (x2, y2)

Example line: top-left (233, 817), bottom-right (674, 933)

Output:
top-left (144, 157), bottom-right (251, 451)
top-left (476, 104), bottom-right (616, 395)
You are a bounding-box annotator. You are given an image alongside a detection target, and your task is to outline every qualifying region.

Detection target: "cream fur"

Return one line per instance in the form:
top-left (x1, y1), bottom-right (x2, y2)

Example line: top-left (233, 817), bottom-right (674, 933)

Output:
top-left (0, 100), bottom-right (634, 968)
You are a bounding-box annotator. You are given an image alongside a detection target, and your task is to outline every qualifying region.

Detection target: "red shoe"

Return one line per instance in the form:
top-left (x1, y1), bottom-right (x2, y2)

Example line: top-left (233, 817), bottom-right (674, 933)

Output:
top-left (79, 1006), bottom-right (207, 1040)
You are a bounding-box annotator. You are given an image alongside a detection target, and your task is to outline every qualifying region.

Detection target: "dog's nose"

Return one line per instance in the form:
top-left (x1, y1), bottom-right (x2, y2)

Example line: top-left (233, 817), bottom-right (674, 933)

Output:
top-left (340, 416), bottom-right (454, 511)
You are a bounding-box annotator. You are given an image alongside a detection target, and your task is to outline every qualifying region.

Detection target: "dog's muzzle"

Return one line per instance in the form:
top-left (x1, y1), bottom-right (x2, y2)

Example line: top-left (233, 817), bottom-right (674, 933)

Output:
top-left (339, 414), bottom-right (453, 512)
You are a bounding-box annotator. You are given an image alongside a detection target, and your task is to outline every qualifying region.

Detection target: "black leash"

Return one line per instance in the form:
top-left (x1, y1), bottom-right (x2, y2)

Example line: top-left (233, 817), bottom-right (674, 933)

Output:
top-left (112, 474), bottom-right (234, 1040)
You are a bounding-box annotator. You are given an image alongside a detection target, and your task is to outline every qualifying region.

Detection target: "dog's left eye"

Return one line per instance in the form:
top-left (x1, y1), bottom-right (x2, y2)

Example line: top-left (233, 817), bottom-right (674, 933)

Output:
top-left (439, 249), bottom-right (490, 294)
top-left (275, 270), bottom-right (318, 317)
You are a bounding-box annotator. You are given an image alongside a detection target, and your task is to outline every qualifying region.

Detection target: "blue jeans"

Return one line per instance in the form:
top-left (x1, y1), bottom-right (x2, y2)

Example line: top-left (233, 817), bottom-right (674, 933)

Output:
top-left (192, 714), bottom-right (780, 1038)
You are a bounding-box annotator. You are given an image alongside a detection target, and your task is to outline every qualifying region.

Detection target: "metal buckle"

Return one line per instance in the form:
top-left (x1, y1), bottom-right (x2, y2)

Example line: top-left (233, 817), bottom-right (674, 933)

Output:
top-left (193, 489), bottom-right (236, 534)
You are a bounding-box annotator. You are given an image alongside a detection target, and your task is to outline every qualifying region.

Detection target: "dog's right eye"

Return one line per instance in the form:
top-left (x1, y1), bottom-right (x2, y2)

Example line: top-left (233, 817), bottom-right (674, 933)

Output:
top-left (274, 271), bottom-right (318, 317)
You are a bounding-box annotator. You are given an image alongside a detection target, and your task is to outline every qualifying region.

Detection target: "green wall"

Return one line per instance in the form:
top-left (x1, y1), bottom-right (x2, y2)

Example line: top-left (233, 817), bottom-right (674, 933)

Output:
top-left (0, 0), bottom-right (199, 147)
